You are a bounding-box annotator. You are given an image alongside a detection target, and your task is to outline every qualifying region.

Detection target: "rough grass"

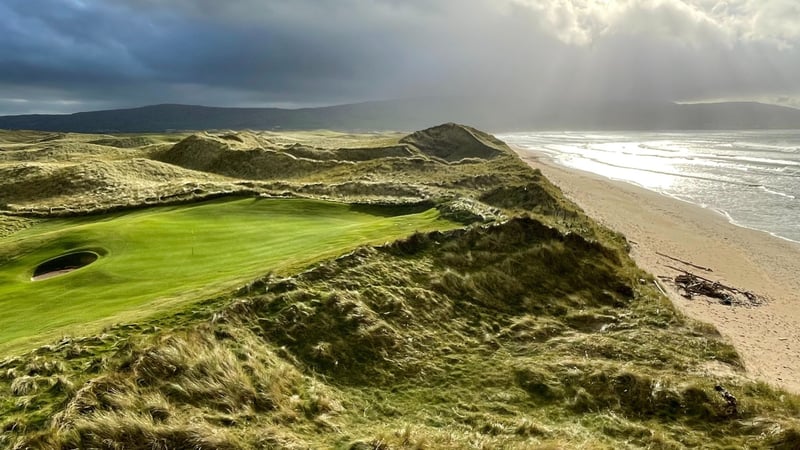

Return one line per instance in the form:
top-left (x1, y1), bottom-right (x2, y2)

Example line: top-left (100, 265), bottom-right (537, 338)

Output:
top-left (0, 158), bottom-right (227, 210)
top-left (400, 122), bottom-right (505, 162)
top-left (0, 198), bottom-right (457, 352)
top-left (1, 125), bottom-right (800, 449)
top-left (3, 216), bottom-right (799, 449)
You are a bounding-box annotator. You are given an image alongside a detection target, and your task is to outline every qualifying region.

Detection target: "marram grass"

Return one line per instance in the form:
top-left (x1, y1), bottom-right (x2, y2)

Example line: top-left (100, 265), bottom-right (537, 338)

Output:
top-left (1, 125), bottom-right (799, 449)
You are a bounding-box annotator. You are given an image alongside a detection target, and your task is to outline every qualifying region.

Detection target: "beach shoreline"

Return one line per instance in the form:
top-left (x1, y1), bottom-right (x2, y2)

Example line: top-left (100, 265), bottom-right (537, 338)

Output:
top-left (513, 145), bottom-right (800, 394)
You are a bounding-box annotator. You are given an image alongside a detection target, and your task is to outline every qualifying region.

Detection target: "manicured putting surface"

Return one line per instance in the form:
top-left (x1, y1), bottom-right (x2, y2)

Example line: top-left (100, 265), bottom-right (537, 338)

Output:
top-left (0, 198), bottom-right (457, 351)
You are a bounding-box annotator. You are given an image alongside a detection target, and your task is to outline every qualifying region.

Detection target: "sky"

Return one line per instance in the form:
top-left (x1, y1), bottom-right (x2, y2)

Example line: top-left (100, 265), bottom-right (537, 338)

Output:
top-left (1, 0), bottom-right (799, 115)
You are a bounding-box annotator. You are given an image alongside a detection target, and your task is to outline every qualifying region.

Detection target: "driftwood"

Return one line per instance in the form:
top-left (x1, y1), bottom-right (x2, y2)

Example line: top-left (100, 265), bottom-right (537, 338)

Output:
top-left (665, 265), bottom-right (731, 289)
top-left (653, 279), bottom-right (668, 297)
top-left (656, 251), bottom-right (713, 272)
top-left (663, 265), bottom-right (764, 307)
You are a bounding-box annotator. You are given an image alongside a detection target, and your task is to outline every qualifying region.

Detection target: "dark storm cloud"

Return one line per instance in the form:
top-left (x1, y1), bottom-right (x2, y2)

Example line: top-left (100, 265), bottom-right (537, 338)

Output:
top-left (0, 0), bottom-right (416, 112)
top-left (1, 0), bottom-right (799, 114)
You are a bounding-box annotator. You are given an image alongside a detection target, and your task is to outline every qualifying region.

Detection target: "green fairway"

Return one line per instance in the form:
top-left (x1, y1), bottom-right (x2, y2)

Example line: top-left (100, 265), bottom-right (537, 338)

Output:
top-left (0, 198), bottom-right (458, 352)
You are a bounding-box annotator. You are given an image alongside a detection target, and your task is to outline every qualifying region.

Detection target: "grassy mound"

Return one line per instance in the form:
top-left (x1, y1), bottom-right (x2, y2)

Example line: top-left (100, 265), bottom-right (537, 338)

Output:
top-left (0, 198), bottom-right (457, 352)
top-left (0, 159), bottom-right (224, 207)
top-left (0, 163), bottom-right (112, 205)
top-left (154, 133), bottom-right (343, 180)
top-left (400, 122), bottom-right (506, 162)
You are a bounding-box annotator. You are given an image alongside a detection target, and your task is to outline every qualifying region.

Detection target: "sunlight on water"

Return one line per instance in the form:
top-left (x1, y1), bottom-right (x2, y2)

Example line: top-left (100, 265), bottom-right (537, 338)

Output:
top-left (554, 149), bottom-right (677, 190)
top-left (501, 130), bottom-right (800, 243)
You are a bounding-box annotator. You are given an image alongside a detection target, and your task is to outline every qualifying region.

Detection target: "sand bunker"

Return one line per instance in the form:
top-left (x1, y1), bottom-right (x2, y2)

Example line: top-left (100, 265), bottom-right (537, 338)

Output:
top-left (32, 251), bottom-right (99, 281)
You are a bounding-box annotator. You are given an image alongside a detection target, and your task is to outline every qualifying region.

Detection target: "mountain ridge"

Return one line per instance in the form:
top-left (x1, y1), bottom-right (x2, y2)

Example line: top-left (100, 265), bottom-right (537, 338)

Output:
top-left (1, 99), bottom-right (799, 133)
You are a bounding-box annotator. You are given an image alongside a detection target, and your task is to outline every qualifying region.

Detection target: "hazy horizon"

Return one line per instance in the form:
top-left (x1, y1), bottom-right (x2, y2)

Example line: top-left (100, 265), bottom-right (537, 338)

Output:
top-left (3, 96), bottom-right (800, 118)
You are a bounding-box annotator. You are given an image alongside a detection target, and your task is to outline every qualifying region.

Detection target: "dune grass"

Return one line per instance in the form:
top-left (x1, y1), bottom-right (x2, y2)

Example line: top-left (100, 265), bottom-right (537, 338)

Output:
top-left (4, 126), bottom-right (800, 448)
top-left (7, 217), bottom-right (800, 449)
top-left (0, 197), bottom-right (457, 352)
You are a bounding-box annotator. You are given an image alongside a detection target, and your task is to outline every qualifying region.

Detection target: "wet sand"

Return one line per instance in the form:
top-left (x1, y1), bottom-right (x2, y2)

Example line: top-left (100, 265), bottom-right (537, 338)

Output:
top-left (514, 146), bottom-right (800, 393)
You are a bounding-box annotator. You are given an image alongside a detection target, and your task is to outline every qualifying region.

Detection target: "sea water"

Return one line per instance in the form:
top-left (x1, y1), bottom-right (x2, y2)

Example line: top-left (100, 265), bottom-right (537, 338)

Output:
top-left (500, 130), bottom-right (800, 243)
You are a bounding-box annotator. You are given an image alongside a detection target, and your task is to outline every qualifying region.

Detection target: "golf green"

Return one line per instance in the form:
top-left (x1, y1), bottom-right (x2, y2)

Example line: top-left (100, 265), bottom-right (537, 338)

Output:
top-left (0, 197), bottom-right (458, 351)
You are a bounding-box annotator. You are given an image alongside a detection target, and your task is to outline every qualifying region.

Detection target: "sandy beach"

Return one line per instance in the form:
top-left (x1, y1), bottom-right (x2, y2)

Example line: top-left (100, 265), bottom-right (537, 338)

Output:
top-left (513, 146), bottom-right (800, 394)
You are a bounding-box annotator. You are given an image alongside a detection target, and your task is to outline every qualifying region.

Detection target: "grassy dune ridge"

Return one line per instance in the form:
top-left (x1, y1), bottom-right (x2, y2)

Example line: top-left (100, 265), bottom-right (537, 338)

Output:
top-left (0, 125), bottom-right (799, 448)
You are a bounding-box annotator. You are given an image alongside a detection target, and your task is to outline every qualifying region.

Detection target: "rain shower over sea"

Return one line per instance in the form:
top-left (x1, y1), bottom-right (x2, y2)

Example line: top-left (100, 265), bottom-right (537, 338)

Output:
top-left (501, 130), bottom-right (800, 243)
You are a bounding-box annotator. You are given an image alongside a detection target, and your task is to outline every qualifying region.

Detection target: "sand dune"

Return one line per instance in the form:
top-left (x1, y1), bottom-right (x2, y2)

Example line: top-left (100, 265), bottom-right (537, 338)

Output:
top-left (400, 122), bottom-right (506, 162)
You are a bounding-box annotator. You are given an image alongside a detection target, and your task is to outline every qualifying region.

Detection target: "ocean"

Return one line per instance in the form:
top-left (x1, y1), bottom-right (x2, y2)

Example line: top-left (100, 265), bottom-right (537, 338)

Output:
top-left (500, 130), bottom-right (800, 244)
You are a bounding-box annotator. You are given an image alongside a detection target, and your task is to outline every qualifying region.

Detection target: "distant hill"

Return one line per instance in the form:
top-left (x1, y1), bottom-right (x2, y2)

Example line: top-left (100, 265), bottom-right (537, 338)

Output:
top-left (1, 99), bottom-right (799, 132)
